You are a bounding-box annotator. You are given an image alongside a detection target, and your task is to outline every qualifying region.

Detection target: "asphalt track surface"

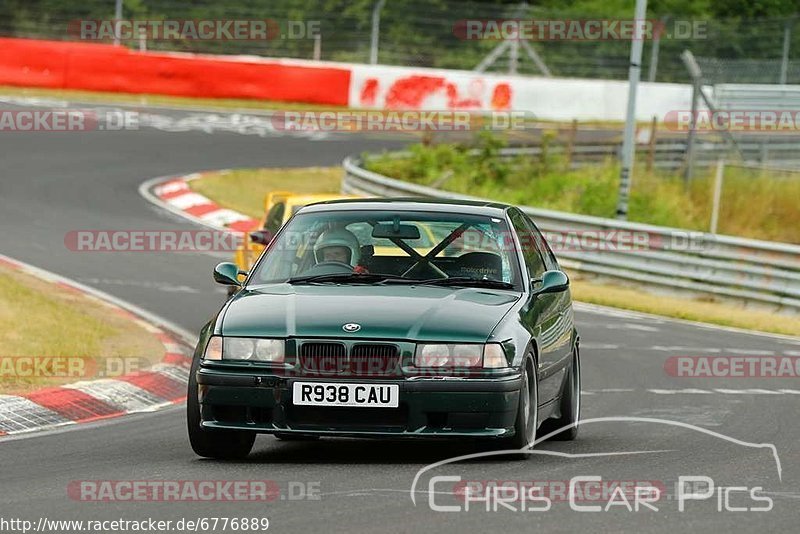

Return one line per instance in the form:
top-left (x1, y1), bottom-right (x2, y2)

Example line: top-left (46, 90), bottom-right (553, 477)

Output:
top-left (1, 102), bottom-right (800, 533)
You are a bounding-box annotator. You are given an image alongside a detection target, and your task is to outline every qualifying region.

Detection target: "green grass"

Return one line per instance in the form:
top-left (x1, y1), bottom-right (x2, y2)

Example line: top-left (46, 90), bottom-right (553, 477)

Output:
top-left (0, 85), bottom-right (350, 113)
top-left (189, 167), bottom-right (343, 218)
top-left (570, 277), bottom-right (800, 337)
top-left (0, 267), bottom-right (164, 394)
top-left (365, 134), bottom-right (800, 244)
top-left (0, 272), bottom-right (115, 359)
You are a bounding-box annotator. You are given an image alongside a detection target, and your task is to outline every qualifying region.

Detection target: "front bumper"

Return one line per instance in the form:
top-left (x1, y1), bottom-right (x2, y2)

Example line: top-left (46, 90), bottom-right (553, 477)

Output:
top-left (196, 367), bottom-right (522, 439)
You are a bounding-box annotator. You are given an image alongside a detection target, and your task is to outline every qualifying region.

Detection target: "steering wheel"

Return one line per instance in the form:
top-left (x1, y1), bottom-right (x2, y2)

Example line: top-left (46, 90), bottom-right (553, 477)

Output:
top-left (301, 261), bottom-right (355, 276)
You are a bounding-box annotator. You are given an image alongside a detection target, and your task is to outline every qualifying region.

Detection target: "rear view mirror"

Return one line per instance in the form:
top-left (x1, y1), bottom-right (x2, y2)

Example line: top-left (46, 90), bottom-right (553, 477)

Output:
top-left (249, 230), bottom-right (274, 245)
top-left (372, 223), bottom-right (420, 240)
top-left (213, 262), bottom-right (244, 286)
top-left (533, 270), bottom-right (569, 295)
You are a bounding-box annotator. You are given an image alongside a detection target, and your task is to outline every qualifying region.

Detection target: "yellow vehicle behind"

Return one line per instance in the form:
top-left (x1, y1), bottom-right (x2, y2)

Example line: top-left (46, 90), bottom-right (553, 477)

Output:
top-left (233, 191), bottom-right (354, 273)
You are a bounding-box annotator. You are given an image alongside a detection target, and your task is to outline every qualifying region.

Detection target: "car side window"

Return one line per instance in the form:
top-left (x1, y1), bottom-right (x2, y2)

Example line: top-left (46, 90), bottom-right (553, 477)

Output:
top-left (264, 202), bottom-right (286, 234)
top-left (509, 209), bottom-right (547, 280)
top-left (524, 214), bottom-right (559, 270)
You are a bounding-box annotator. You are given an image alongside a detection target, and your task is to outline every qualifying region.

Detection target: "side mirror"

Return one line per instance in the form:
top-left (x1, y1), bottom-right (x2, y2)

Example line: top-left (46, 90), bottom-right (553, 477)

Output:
top-left (213, 262), bottom-right (244, 286)
top-left (249, 230), bottom-right (274, 246)
top-left (533, 270), bottom-right (569, 295)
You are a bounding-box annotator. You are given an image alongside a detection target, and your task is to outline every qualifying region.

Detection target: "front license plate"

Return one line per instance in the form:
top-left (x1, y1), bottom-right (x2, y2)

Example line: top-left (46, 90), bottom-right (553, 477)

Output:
top-left (292, 382), bottom-right (399, 408)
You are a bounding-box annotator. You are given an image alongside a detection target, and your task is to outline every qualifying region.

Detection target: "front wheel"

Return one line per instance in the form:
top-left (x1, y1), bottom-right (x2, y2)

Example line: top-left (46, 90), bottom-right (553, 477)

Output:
top-left (187, 361), bottom-right (255, 460)
top-left (496, 357), bottom-right (538, 460)
top-left (539, 342), bottom-right (581, 441)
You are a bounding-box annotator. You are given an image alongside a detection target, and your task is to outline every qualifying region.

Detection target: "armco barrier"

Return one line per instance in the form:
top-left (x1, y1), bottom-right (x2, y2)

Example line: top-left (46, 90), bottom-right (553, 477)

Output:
top-left (342, 155), bottom-right (800, 312)
top-left (0, 38), bottom-right (351, 105)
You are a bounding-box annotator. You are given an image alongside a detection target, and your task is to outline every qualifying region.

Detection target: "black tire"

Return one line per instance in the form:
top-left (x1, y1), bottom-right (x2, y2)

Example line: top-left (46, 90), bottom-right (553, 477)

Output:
top-left (539, 342), bottom-right (581, 441)
top-left (187, 360), bottom-right (255, 460)
top-left (496, 357), bottom-right (538, 460)
top-left (274, 433), bottom-right (320, 441)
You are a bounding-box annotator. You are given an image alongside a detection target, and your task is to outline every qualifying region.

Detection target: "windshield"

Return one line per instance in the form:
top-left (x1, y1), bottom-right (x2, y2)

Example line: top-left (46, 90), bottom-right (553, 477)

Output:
top-left (247, 209), bottom-right (522, 290)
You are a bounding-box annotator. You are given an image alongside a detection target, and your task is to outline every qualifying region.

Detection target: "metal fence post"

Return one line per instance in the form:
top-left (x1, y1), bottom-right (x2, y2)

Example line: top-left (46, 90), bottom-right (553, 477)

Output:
top-left (646, 115), bottom-right (658, 171)
top-left (113, 0), bottom-right (123, 46)
top-left (313, 34), bottom-right (322, 61)
top-left (780, 20), bottom-right (792, 84)
top-left (710, 159), bottom-right (725, 234)
top-left (370, 0), bottom-right (387, 65)
top-left (564, 119), bottom-right (578, 170)
top-left (615, 0), bottom-right (648, 221)
top-left (509, 40), bottom-right (519, 75)
top-left (680, 50), bottom-right (704, 184)
top-left (648, 16), bottom-right (669, 82)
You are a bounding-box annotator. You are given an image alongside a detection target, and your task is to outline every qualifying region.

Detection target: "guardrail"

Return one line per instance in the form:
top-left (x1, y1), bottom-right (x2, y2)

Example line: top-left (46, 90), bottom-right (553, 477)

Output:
top-left (342, 155), bottom-right (800, 312)
top-left (714, 84), bottom-right (800, 111)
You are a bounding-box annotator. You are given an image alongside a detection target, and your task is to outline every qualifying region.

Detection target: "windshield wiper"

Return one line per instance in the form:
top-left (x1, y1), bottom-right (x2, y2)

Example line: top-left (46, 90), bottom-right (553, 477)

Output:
top-left (415, 277), bottom-right (517, 290)
top-left (286, 273), bottom-right (516, 290)
top-left (287, 273), bottom-right (410, 285)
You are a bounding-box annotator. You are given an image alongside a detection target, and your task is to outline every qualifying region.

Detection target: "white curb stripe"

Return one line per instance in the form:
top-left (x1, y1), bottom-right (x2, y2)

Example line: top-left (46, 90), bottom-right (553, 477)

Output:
top-left (199, 208), bottom-right (252, 226)
top-left (154, 181), bottom-right (189, 196)
top-left (150, 364), bottom-right (191, 383)
top-left (166, 192), bottom-right (214, 209)
top-left (163, 342), bottom-right (190, 355)
top-left (0, 396), bottom-right (74, 434)
top-left (63, 379), bottom-right (167, 413)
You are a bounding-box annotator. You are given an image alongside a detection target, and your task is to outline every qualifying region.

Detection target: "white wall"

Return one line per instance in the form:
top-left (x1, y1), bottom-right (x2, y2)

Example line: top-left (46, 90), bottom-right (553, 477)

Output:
top-left (348, 63), bottom-right (693, 122)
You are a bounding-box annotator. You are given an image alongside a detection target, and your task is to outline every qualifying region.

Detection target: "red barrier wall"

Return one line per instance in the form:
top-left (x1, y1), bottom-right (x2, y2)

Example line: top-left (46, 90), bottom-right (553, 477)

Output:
top-left (0, 38), bottom-right (351, 105)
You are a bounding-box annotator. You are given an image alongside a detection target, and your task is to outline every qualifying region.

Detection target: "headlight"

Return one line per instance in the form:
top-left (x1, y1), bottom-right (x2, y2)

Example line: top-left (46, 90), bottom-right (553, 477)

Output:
top-left (203, 336), bottom-right (285, 363)
top-left (417, 344), bottom-right (451, 367)
top-left (226, 337), bottom-right (256, 360)
top-left (451, 345), bottom-right (483, 367)
top-left (414, 344), bottom-right (495, 368)
top-left (254, 339), bottom-right (285, 362)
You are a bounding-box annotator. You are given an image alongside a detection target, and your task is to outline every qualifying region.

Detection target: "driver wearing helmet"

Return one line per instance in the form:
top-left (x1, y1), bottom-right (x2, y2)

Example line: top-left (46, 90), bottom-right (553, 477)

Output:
top-left (314, 228), bottom-right (362, 267)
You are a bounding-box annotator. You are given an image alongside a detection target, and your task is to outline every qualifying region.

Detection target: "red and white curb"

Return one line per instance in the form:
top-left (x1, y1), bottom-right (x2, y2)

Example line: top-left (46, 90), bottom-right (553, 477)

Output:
top-left (140, 171), bottom-right (259, 234)
top-left (0, 254), bottom-right (196, 437)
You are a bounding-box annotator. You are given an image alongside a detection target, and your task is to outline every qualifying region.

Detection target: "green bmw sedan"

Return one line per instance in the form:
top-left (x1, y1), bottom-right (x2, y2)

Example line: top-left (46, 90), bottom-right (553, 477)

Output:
top-left (188, 199), bottom-right (580, 460)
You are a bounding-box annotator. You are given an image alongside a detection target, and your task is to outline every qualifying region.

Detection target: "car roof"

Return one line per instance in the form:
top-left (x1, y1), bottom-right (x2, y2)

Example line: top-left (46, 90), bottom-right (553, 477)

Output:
top-left (285, 194), bottom-right (356, 205)
top-left (299, 197), bottom-right (512, 217)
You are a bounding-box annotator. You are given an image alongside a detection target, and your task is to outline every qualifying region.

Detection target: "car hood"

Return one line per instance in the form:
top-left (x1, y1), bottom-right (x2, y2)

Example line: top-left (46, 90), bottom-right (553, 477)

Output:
top-left (221, 284), bottom-right (521, 343)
